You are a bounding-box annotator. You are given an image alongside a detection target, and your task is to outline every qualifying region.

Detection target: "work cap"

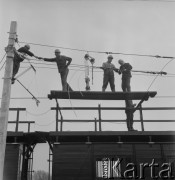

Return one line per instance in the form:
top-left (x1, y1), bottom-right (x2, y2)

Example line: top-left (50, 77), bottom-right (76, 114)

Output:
top-left (84, 54), bottom-right (89, 58)
top-left (108, 55), bottom-right (113, 59)
top-left (118, 59), bottom-right (124, 64)
top-left (25, 44), bottom-right (30, 49)
top-left (55, 49), bottom-right (61, 53)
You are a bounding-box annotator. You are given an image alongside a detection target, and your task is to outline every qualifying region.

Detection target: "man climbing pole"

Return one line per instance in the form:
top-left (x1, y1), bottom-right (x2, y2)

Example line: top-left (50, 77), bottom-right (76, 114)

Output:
top-left (39, 49), bottom-right (73, 91)
top-left (101, 55), bottom-right (119, 92)
top-left (118, 59), bottom-right (137, 131)
top-left (11, 44), bottom-right (38, 84)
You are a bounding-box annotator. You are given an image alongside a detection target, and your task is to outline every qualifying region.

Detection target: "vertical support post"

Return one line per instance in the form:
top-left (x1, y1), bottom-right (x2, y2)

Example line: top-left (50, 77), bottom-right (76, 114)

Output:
top-left (30, 152), bottom-right (33, 180)
top-left (55, 100), bottom-right (59, 132)
top-left (0, 21), bottom-right (17, 180)
top-left (139, 104), bottom-right (144, 131)
top-left (94, 118), bottom-right (97, 132)
top-left (98, 104), bottom-right (102, 131)
top-left (21, 144), bottom-right (28, 180)
top-left (15, 109), bottom-right (20, 132)
top-left (48, 148), bottom-right (51, 180)
top-left (60, 113), bottom-right (63, 132)
top-left (28, 123), bottom-right (31, 133)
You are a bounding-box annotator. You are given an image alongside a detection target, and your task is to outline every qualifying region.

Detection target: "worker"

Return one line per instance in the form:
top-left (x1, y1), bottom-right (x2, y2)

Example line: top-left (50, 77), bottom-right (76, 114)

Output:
top-left (101, 55), bottom-right (119, 92)
top-left (11, 44), bottom-right (38, 84)
top-left (39, 49), bottom-right (73, 91)
top-left (118, 59), bottom-right (135, 106)
top-left (118, 59), bottom-right (133, 92)
top-left (84, 54), bottom-right (91, 91)
top-left (118, 59), bottom-right (137, 131)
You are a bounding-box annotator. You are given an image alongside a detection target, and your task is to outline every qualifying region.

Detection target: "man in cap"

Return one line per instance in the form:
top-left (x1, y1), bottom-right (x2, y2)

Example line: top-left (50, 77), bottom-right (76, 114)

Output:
top-left (12, 44), bottom-right (38, 84)
top-left (118, 59), bottom-right (137, 131)
top-left (101, 55), bottom-right (119, 92)
top-left (39, 49), bottom-right (73, 91)
top-left (118, 59), bottom-right (132, 92)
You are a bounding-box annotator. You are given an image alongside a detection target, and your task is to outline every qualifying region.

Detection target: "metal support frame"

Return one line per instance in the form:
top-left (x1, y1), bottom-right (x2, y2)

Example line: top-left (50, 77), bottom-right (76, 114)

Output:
top-left (98, 104), bottom-right (102, 131)
top-left (139, 104), bottom-right (144, 131)
top-left (55, 99), bottom-right (63, 132)
top-left (15, 109), bottom-right (20, 132)
top-left (21, 144), bottom-right (36, 180)
top-left (8, 121), bottom-right (34, 132)
top-left (48, 148), bottom-right (53, 180)
top-left (55, 100), bottom-right (59, 132)
top-left (133, 95), bottom-right (149, 131)
top-left (94, 118), bottom-right (97, 131)
top-left (51, 104), bottom-right (175, 132)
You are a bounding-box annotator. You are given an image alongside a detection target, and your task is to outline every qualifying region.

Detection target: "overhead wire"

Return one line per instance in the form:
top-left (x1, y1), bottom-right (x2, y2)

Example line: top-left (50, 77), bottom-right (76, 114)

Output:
top-left (17, 40), bottom-right (175, 104)
top-left (0, 53), bottom-right (7, 64)
top-left (26, 109), bottom-right (51, 116)
top-left (0, 53), bottom-right (7, 71)
top-left (0, 61), bottom-right (6, 71)
top-left (146, 58), bottom-right (174, 91)
top-left (20, 65), bottom-right (175, 77)
top-left (19, 41), bottom-right (175, 59)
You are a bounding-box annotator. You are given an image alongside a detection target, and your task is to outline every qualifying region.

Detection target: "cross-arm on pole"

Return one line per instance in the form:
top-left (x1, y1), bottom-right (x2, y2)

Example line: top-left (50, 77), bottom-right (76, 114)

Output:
top-left (0, 21), bottom-right (17, 180)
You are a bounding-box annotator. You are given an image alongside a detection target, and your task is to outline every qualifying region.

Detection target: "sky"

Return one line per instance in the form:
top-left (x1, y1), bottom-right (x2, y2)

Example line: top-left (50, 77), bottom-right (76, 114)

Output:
top-left (1, 0), bottom-right (175, 172)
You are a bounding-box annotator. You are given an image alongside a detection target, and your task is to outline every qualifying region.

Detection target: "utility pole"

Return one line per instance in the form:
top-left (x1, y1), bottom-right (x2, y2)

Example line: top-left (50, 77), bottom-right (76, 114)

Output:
top-left (0, 21), bottom-right (17, 180)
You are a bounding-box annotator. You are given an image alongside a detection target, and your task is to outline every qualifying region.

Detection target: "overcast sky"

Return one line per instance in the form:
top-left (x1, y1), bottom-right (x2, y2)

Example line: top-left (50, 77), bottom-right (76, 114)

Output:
top-left (1, 0), bottom-right (175, 172)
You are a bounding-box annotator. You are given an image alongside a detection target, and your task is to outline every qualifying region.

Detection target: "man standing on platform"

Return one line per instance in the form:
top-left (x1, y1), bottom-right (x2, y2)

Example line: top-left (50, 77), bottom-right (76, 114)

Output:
top-left (101, 55), bottom-right (119, 92)
top-left (39, 49), bottom-right (73, 91)
top-left (118, 59), bottom-right (132, 92)
top-left (118, 59), bottom-right (137, 131)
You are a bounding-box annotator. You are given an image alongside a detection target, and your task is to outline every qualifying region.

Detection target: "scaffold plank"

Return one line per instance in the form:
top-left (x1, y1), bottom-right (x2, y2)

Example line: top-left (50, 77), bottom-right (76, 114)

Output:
top-left (48, 91), bottom-right (157, 100)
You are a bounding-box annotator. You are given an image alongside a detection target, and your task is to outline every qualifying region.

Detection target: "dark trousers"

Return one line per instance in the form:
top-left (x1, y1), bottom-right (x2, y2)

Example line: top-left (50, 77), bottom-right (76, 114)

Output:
top-left (12, 59), bottom-right (20, 79)
top-left (122, 77), bottom-right (131, 92)
top-left (125, 100), bottom-right (134, 130)
top-left (102, 73), bottom-right (115, 92)
top-left (122, 77), bottom-right (134, 106)
top-left (123, 77), bottom-right (134, 130)
top-left (60, 68), bottom-right (73, 91)
top-left (125, 109), bottom-right (134, 130)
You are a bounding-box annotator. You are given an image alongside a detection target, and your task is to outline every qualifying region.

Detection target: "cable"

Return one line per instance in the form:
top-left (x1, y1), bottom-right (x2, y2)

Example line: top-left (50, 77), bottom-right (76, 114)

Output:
top-left (21, 66), bottom-right (175, 77)
top-left (26, 109), bottom-right (50, 116)
top-left (147, 58), bottom-right (174, 91)
top-left (22, 61), bottom-right (86, 69)
top-left (0, 53), bottom-right (7, 64)
top-left (19, 41), bottom-right (175, 59)
top-left (22, 61), bottom-right (175, 76)
top-left (0, 61), bottom-right (6, 71)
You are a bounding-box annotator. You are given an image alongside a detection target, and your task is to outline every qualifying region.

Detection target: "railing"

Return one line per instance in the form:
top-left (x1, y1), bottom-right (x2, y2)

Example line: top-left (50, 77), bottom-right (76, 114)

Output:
top-left (2, 107), bottom-right (175, 132)
top-left (51, 105), bottom-right (175, 132)
top-left (7, 108), bottom-right (34, 132)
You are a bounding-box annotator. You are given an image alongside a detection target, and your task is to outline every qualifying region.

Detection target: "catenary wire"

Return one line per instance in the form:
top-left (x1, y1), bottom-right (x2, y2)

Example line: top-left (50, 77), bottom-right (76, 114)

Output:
top-left (19, 65), bottom-right (175, 77)
top-left (26, 109), bottom-right (51, 116)
top-left (0, 61), bottom-right (6, 71)
top-left (0, 53), bottom-right (7, 64)
top-left (146, 59), bottom-right (174, 91)
top-left (18, 41), bottom-right (175, 59)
